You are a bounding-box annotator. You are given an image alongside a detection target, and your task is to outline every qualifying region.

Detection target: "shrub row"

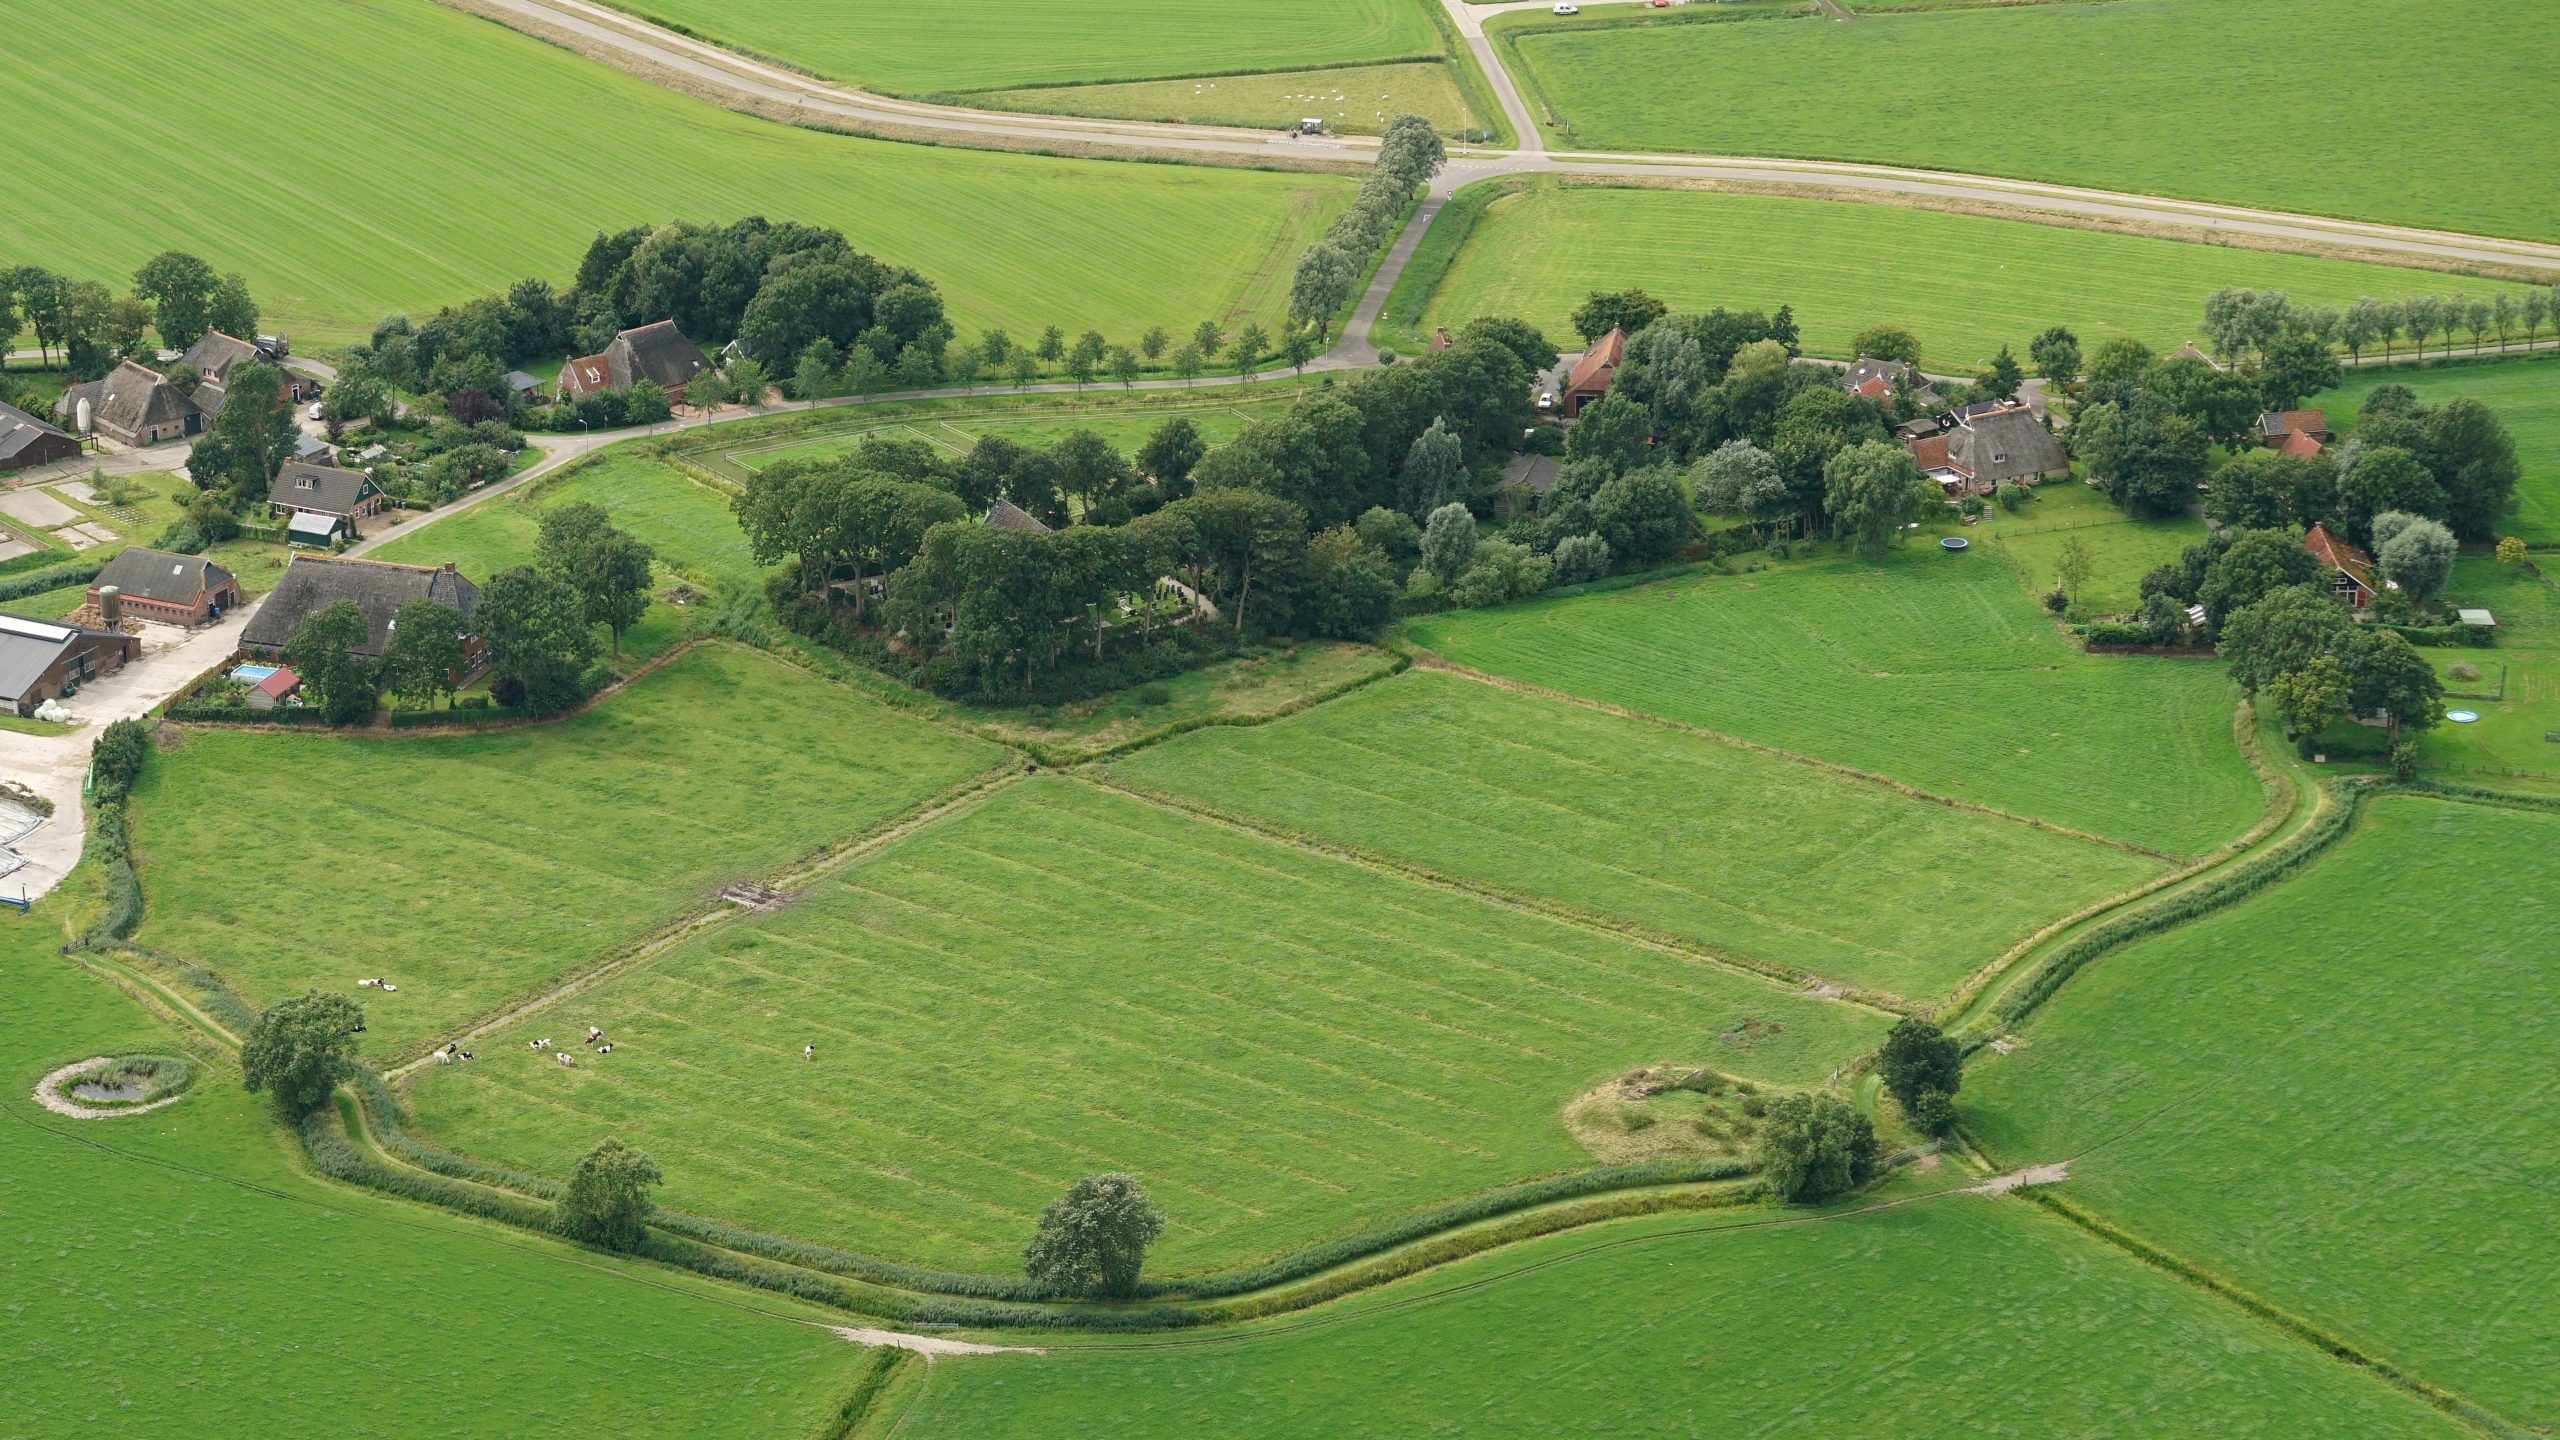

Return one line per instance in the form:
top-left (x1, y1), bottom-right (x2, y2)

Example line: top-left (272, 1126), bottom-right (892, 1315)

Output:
top-left (1993, 781), bottom-right (2380, 1029)
top-left (165, 702), bottom-right (336, 726)
top-left (113, 941), bottom-right (261, 1036)
top-left (384, 702), bottom-right (541, 729)
top-left (2383, 622), bottom-right (2495, 647)
top-left (302, 1099), bottom-right (557, 1230)
top-left (0, 558), bottom-right (103, 603)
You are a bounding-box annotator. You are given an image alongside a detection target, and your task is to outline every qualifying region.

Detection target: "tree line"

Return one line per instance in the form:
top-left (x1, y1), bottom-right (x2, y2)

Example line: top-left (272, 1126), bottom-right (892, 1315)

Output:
top-left (2200, 284), bottom-right (2560, 366)
top-left (0, 250), bottom-right (260, 380)
top-left (1286, 116), bottom-right (1446, 340)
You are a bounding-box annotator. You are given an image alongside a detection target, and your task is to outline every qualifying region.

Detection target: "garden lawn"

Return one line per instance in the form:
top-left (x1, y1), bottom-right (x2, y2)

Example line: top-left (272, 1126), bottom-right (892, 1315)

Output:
top-left (706, 388), bottom-right (1313, 477)
top-left (370, 451), bottom-right (765, 661)
top-left (975, 62), bottom-right (1478, 138)
top-left (622, 0), bottom-right (1440, 92)
top-left (2410, 649), bottom-right (2560, 783)
top-left (1115, 670), bottom-right (2161, 1001)
top-left (1409, 180), bottom-right (2509, 370)
top-left (0, 0), bottom-right (1352, 344)
top-left (902, 1191), bottom-right (2461, 1439)
top-left (1968, 795), bottom-right (2560, 1426)
top-left (129, 643), bottom-right (1008, 1059)
top-left (1405, 551), bottom-right (2262, 856)
top-left (0, 930), bottom-right (867, 1440)
top-left (406, 777), bottom-right (1886, 1274)
top-left (1974, 480), bottom-right (2207, 613)
top-left (1502, 0), bottom-right (2559, 240)
top-left (2312, 355), bottom-right (2560, 545)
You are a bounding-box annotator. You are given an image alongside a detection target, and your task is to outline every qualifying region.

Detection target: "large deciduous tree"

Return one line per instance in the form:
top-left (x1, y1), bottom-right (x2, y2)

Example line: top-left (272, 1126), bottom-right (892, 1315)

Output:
top-left (557, 1139), bottom-right (663, 1253)
top-left (132, 250), bottom-right (221, 349)
top-left (283, 600), bottom-right (378, 725)
top-left (239, 989), bottom-right (365, 1118)
top-left (1756, 1092), bottom-right (1880, 1204)
top-left (1822, 440), bottom-right (1928, 556)
top-left (477, 566), bottom-right (600, 712)
top-left (536, 503), bottom-right (657, 654)
top-left (381, 598), bottom-right (467, 710)
top-left (1023, 1173), bottom-right (1165, 1298)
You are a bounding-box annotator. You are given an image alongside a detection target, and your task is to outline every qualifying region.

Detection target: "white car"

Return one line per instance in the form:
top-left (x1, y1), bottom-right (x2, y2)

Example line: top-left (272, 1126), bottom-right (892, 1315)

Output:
top-left (1552, 3), bottom-right (1579, 12)
top-left (309, 402), bottom-right (324, 420)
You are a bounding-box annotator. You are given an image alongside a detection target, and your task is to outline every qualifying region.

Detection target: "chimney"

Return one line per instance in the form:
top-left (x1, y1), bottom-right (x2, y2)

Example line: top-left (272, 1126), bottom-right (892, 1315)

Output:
top-left (442, 561), bottom-right (457, 575)
top-left (98, 585), bottom-right (121, 627)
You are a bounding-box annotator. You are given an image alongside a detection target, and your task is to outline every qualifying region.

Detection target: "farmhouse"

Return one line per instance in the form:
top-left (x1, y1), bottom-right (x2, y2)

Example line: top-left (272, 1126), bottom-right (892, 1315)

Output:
top-left (2303, 522), bottom-right (2378, 609)
top-left (241, 554), bottom-right (481, 663)
top-left (0, 400), bottom-right (79, 472)
top-left (1839, 355), bottom-right (1938, 407)
top-left (2257, 409), bottom-right (2330, 446)
top-left (1561, 326), bottom-right (1626, 418)
top-left (54, 360), bottom-right (201, 445)
top-left (266, 460), bottom-right (385, 535)
top-left (87, 548), bottom-right (241, 626)
top-left (1907, 400), bottom-right (2069, 496)
top-left (559, 320), bottom-right (711, 403)
top-left (0, 611), bottom-right (138, 715)
top-left (179, 330), bottom-right (320, 403)
top-left (982, 498), bottom-right (1053, 533)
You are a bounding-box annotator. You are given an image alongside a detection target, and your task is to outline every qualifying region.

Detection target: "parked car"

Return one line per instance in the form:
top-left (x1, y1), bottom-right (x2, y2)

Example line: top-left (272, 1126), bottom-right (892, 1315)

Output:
top-left (308, 402), bottom-right (324, 420)
top-left (1552, 3), bottom-right (1579, 12)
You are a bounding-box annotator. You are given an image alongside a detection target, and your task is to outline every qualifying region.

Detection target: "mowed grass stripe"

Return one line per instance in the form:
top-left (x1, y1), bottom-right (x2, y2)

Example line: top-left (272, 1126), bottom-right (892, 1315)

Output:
top-left (1505, 0), bottom-right (2559, 241)
top-left (1407, 554), bottom-right (2263, 856)
top-left (903, 1194), bottom-right (2465, 1439)
top-left (410, 779), bottom-right (1886, 1272)
top-left (1117, 670), bottom-right (2163, 1001)
top-left (1968, 795), bottom-right (2560, 1424)
top-left (0, 0), bottom-right (1352, 343)
top-left (1415, 181), bottom-right (2514, 372)
top-left (131, 644), bottom-right (1010, 1059)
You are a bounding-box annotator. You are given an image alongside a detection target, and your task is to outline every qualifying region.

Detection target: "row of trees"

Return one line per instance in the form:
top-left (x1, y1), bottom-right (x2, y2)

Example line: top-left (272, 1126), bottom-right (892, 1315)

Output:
top-left (1286, 115), bottom-right (1445, 339)
top-left (2204, 284), bottom-right (2560, 367)
top-left (0, 252), bottom-right (259, 379)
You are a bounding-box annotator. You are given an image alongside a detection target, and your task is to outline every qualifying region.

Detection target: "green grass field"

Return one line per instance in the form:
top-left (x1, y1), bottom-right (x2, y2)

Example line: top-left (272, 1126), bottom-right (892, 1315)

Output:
top-left (721, 396), bottom-right (1298, 474)
top-left (1405, 551), bottom-right (2263, 856)
top-left (620, 0), bottom-right (1441, 92)
top-left (1407, 181), bottom-right (2508, 370)
top-left (2312, 355), bottom-right (2560, 545)
top-left (0, 0), bottom-right (1351, 346)
top-left (408, 776), bottom-right (1885, 1273)
top-left (903, 1190), bottom-right (2460, 1438)
top-left (130, 644), bottom-right (1007, 1059)
top-left (1115, 670), bottom-right (2160, 1000)
top-left (1976, 481), bottom-right (2208, 613)
top-left (2, 929), bottom-right (867, 1439)
top-left (975, 62), bottom-right (1478, 137)
top-left (370, 452), bottom-right (764, 661)
top-left (1501, 0), bottom-right (2558, 240)
top-left (1969, 795), bottom-right (2560, 1426)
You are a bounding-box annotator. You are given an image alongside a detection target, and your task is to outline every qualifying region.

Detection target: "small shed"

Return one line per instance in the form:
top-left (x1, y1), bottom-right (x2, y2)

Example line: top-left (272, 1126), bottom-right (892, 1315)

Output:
top-left (2456, 608), bottom-right (2497, 629)
top-left (245, 667), bottom-right (302, 710)
top-left (287, 511), bottom-right (348, 547)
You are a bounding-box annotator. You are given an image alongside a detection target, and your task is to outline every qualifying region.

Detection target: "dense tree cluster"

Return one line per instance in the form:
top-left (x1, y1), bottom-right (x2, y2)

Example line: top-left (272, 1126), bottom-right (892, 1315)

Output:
top-left (1023, 1173), bottom-right (1164, 1298)
top-left (1755, 1092), bottom-right (1880, 1204)
top-left (1287, 116), bottom-right (1445, 339)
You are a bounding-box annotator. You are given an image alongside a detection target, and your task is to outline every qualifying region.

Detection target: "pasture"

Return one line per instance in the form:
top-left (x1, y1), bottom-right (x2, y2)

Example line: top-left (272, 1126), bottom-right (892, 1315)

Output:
top-left (1501, 0), bottom-right (2558, 240)
top-left (1114, 669), bottom-right (2162, 1001)
top-left (716, 394), bottom-right (1302, 476)
top-left (1404, 180), bottom-right (2510, 370)
top-left (618, 0), bottom-right (1441, 92)
top-left (405, 777), bottom-right (1885, 1273)
top-left (1404, 551), bottom-right (2264, 856)
top-left (1967, 795), bottom-right (2560, 1424)
top-left (943, 638), bottom-right (1399, 758)
top-left (975, 62), bottom-right (1479, 138)
top-left (1975, 481), bottom-right (2207, 614)
top-left (370, 452), bottom-right (764, 661)
top-left (128, 644), bottom-right (1008, 1059)
top-left (0, 0), bottom-right (1352, 344)
top-left (2312, 355), bottom-right (2560, 545)
top-left (1, 932), bottom-right (868, 1440)
top-left (903, 1190), bottom-right (2461, 1438)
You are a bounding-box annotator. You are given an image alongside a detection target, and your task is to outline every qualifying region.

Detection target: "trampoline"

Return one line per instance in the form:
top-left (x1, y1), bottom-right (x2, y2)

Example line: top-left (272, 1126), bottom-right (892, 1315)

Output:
top-left (1939, 537), bottom-right (1969, 551)
top-left (2446, 709), bottom-right (2480, 724)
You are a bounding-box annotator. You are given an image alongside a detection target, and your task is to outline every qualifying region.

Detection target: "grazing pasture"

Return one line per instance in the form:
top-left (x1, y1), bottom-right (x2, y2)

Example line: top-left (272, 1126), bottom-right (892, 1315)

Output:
top-left (369, 452), bottom-right (764, 662)
top-left (1115, 670), bottom-right (2161, 1000)
top-left (975, 62), bottom-right (1478, 138)
top-left (1502, 0), bottom-right (2558, 240)
top-left (2312, 356), bottom-right (2560, 545)
top-left (903, 1192), bottom-right (2461, 1438)
top-left (129, 644), bottom-right (1008, 1058)
top-left (1968, 796), bottom-right (2560, 1424)
top-left (406, 777), bottom-right (1884, 1273)
top-left (621, 0), bottom-right (1441, 92)
top-left (1975, 481), bottom-right (2207, 614)
top-left (1, 938), bottom-right (867, 1440)
top-left (1405, 181), bottom-right (2509, 369)
top-left (1405, 552), bottom-right (2263, 856)
top-left (0, 0), bottom-right (1351, 344)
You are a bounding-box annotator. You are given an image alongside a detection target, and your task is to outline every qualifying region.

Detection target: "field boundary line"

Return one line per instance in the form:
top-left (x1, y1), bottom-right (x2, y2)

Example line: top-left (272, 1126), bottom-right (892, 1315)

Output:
top-left (1083, 770), bottom-right (1920, 1017)
top-left (1937, 698), bottom-right (2296, 1026)
top-left (2013, 1187), bottom-right (2532, 1440)
top-left (382, 765), bottom-right (1027, 1081)
top-left (1407, 652), bottom-right (2176, 860)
